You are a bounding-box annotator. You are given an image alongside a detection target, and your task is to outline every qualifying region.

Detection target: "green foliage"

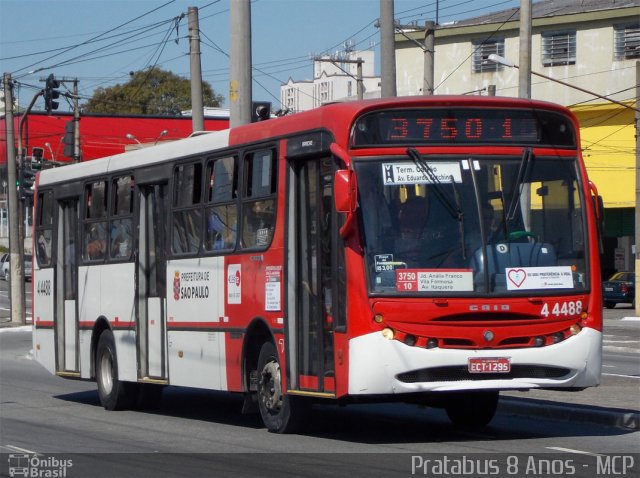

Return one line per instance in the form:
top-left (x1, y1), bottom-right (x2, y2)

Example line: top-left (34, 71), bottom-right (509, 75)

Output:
top-left (82, 67), bottom-right (224, 115)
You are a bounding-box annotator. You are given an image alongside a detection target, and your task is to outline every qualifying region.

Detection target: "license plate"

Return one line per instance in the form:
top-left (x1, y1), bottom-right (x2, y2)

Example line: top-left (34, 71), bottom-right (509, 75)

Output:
top-left (605, 287), bottom-right (613, 291)
top-left (468, 357), bottom-right (511, 374)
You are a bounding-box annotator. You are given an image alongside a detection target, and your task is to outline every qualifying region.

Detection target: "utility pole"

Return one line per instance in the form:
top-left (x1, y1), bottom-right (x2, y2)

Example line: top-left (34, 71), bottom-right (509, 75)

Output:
top-left (380, 0), bottom-right (397, 98)
top-left (3, 73), bottom-right (25, 325)
top-left (518, 0), bottom-right (532, 99)
top-left (635, 61), bottom-right (639, 316)
top-left (73, 79), bottom-right (81, 162)
top-left (423, 21), bottom-right (435, 96)
top-left (188, 6), bottom-right (204, 132)
top-left (230, 0), bottom-right (252, 127)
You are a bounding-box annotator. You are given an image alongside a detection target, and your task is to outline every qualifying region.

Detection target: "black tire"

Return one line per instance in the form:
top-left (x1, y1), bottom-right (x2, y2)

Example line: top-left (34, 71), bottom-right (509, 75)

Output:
top-left (4, 269), bottom-right (9, 283)
top-left (604, 301), bottom-right (615, 309)
top-left (256, 341), bottom-right (309, 433)
top-left (445, 391), bottom-right (499, 429)
top-left (95, 330), bottom-right (137, 410)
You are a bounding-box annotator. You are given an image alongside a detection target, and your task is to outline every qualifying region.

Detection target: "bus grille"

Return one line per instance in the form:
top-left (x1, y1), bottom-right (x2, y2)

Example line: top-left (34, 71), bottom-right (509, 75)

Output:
top-left (396, 365), bottom-right (571, 383)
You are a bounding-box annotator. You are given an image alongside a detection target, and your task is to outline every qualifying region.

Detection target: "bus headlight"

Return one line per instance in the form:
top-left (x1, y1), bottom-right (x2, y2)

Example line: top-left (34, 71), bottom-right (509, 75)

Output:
top-left (381, 328), bottom-right (395, 340)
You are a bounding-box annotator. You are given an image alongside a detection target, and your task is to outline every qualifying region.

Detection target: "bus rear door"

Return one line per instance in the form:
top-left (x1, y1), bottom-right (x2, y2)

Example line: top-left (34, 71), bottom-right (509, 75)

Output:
top-left (136, 181), bottom-right (169, 381)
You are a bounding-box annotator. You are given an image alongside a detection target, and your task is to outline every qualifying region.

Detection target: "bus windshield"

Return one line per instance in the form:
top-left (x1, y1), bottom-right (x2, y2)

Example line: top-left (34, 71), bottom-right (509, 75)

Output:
top-left (355, 153), bottom-right (588, 295)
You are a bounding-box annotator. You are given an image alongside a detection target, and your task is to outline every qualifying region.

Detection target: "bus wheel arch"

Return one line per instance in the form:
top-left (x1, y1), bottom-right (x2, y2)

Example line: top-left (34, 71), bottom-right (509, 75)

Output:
top-left (242, 318), bottom-right (310, 433)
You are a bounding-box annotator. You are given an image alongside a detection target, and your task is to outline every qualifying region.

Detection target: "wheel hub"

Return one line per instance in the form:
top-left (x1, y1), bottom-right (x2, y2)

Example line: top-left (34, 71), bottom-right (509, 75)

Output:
top-left (259, 360), bottom-right (282, 413)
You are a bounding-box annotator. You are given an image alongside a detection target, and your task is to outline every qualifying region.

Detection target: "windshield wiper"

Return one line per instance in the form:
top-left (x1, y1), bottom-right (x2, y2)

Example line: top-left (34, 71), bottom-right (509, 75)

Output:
top-left (406, 148), bottom-right (467, 262)
top-left (406, 148), bottom-right (461, 221)
top-left (506, 147), bottom-right (534, 221)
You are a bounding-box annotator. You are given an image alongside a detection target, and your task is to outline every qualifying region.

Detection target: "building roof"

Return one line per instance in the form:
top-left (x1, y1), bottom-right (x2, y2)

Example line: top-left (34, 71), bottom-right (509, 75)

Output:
top-left (448, 0), bottom-right (639, 28)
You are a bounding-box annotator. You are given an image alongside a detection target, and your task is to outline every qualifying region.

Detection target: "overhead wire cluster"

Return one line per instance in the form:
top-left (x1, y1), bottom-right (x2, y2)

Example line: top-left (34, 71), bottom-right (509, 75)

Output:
top-left (1, 0), bottom-right (634, 134)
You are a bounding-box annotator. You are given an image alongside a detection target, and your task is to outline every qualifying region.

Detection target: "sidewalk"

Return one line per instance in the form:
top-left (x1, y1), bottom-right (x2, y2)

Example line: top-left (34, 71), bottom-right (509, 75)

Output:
top-left (501, 374), bottom-right (639, 430)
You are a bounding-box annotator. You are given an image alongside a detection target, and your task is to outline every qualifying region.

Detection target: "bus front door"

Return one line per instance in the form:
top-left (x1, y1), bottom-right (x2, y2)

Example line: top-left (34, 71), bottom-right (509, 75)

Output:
top-left (55, 199), bottom-right (79, 374)
top-left (288, 157), bottom-right (343, 396)
top-left (136, 184), bottom-right (168, 380)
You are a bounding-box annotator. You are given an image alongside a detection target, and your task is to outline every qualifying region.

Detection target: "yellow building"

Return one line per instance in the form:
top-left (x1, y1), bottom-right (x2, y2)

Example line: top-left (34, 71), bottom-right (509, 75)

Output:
top-left (394, 0), bottom-right (639, 277)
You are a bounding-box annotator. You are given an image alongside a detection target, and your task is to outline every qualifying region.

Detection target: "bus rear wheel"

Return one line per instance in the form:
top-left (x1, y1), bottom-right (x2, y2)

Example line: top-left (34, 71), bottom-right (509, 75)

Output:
top-left (256, 341), bottom-right (309, 433)
top-left (445, 391), bottom-right (499, 429)
top-left (96, 329), bottom-right (136, 410)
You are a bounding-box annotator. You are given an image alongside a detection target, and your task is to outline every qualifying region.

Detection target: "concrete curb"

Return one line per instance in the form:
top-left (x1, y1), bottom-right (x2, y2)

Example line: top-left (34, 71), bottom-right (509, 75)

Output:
top-left (499, 396), bottom-right (639, 430)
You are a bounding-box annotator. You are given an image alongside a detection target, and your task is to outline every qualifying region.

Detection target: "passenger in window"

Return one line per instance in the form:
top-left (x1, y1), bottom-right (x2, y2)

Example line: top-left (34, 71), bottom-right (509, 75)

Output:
top-left (110, 219), bottom-right (132, 258)
top-left (86, 224), bottom-right (106, 260)
top-left (207, 208), bottom-right (236, 250)
top-left (37, 231), bottom-right (52, 266)
top-left (243, 200), bottom-right (275, 247)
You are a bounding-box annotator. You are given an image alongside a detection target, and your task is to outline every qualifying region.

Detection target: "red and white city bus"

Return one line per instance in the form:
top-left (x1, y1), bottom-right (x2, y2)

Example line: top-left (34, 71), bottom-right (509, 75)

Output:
top-left (31, 96), bottom-right (603, 433)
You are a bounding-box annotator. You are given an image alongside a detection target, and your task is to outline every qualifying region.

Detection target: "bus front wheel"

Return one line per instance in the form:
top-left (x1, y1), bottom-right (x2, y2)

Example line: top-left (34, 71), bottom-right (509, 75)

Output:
top-left (96, 329), bottom-right (136, 410)
top-left (256, 341), bottom-right (309, 433)
top-left (444, 391), bottom-right (498, 429)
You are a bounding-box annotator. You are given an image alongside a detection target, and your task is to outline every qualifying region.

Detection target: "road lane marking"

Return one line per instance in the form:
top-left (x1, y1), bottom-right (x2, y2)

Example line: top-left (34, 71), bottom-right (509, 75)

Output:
top-left (602, 373), bottom-right (640, 379)
top-left (545, 447), bottom-right (603, 456)
top-left (2, 444), bottom-right (38, 454)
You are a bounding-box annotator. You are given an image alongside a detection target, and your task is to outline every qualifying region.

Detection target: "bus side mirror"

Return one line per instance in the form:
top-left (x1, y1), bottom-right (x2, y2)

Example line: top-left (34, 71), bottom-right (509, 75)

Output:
top-left (334, 169), bottom-right (357, 214)
top-left (589, 181), bottom-right (605, 253)
top-left (334, 169), bottom-right (357, 239)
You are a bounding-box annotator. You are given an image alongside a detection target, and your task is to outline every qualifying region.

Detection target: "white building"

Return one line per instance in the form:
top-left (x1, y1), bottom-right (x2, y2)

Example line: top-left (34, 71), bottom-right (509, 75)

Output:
top-left (280, 49), bottom-right (381, 112)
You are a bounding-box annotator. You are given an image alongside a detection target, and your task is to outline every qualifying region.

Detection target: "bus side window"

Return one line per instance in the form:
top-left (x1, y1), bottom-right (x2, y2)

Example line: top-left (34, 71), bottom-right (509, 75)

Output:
top-left (109, 176), bottom-right (134, 260)
top-left (172, 162), bottom-right (203, 254)
top-left (205, 156), bottom-right (238, 252)
top-left (36, 190), bottom-right (53, 267)
top-left (83, 181), bottom-right (108, 262)
top-left (241, 149), bottom-right (277, 249)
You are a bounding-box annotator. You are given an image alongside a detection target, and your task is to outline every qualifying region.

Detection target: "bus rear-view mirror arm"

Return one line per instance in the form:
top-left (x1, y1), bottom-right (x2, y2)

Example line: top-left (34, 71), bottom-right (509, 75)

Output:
top-left (330, 143), bottom-right (357, 238)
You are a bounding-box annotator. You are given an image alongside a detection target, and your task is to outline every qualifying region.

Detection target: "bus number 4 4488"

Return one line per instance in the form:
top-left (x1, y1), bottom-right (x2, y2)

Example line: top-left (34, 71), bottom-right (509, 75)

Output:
top-left (540, 300), bottom-right (582, 318)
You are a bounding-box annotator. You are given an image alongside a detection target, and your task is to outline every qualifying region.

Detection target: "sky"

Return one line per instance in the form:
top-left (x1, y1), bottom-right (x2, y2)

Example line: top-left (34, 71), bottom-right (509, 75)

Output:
top-left (0, 0), bottom-right (521, 111)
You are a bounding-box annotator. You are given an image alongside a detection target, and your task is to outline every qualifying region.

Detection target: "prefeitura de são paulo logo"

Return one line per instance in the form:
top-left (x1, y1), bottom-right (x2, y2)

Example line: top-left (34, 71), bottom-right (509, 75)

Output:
top-left (173, 271), bottom-right (181, 301)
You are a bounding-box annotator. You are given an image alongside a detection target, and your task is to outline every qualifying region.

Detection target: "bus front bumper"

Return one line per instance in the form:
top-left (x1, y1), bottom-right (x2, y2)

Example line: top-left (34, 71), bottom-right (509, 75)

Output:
top-left (347, 327), bottom-right (601, 395)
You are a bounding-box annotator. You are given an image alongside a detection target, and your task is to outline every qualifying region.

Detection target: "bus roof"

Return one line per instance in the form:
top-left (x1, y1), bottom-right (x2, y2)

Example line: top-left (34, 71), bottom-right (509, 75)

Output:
top-left (37, 95), bottom-right (574, 187)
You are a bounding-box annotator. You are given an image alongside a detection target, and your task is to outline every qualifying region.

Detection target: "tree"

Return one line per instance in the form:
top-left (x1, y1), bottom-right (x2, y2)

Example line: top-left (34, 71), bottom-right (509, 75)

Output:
top-left (82, 67), bottom-right (224, 115)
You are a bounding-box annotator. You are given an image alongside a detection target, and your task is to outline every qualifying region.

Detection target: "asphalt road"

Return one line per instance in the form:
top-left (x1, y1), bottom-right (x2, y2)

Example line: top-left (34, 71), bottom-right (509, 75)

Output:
top-left (0, 328), bottom-right (638, 478)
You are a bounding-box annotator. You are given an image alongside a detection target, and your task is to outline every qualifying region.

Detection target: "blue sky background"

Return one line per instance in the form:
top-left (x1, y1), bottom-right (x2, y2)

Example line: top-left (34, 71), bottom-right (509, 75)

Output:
top-left (0, 0), bottom-right (521, 110)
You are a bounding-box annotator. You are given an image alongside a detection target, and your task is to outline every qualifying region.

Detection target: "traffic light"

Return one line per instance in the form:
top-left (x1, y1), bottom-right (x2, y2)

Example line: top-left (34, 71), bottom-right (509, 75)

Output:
top-left (19, 161), bottom-right (36, 201)
top-left (44, 74), bottom-right (60, 114)
top-left (31, 147), bottom-right (44, 170)
top-left (63, 120), bottom-right (75, 158)
top-left (252, 101), bottom-right (271, 122)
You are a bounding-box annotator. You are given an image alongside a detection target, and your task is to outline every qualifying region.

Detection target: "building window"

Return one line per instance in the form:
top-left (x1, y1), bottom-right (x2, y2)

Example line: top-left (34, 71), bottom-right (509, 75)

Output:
top-left (472, 38), bottom-right (504, 73)
top-left (614, 23), bottom-right (640, 60)
top-left (542, 30), bottom-right (576, 66)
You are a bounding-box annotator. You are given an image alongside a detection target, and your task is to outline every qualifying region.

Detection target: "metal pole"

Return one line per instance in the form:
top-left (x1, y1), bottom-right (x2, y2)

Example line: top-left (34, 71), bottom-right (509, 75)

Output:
top-left (3, 73), bottom-right (25, 325)
top-left (357, 58), bottom-right (363, 100)
top-left (230, 0), bottom-right (252, 127)
top-left (423, 21), bottom-right (435, 95)
top-left (188, 6), bottom-right (205, 132)
top-left (380, 0), bottom-right (397, 98)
